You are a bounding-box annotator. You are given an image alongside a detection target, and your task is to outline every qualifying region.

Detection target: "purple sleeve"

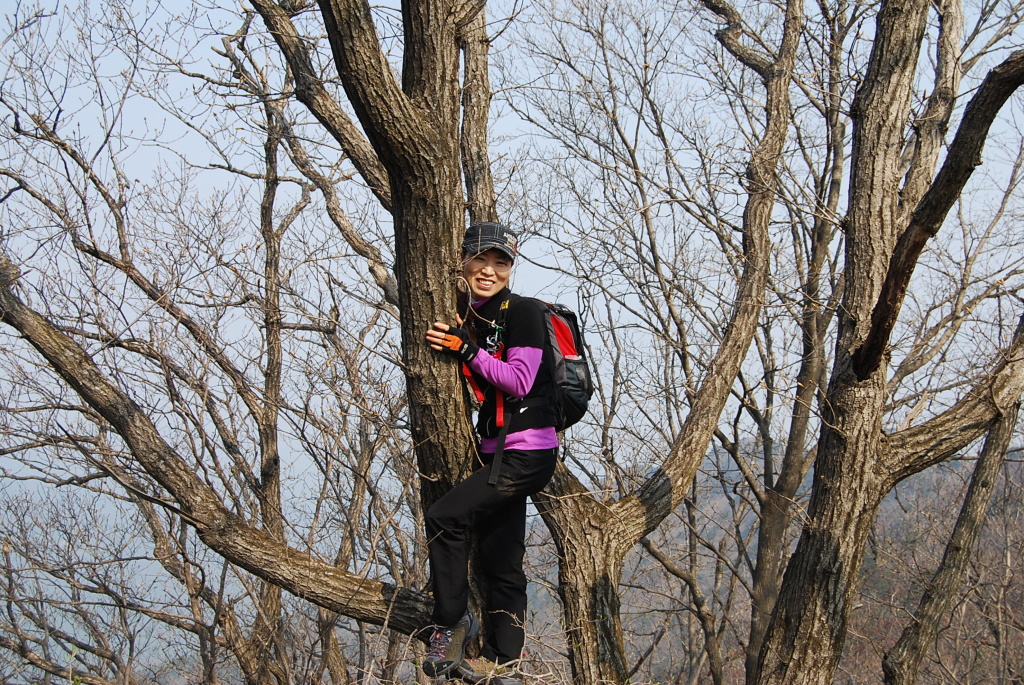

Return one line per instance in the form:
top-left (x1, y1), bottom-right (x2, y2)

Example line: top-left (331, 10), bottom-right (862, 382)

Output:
top-left (469, 346), bottom-right (543, 398)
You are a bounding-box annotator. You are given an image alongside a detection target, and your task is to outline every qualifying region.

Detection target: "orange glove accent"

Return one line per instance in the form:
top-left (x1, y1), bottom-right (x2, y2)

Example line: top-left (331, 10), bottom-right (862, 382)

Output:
top-left (435, 326), bottom-right (479, 362)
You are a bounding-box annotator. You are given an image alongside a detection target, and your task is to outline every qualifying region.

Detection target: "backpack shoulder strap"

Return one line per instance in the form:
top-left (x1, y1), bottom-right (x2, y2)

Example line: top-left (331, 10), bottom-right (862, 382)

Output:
top-left (487, 294), bottom-right (544, 486)
top-left (494, 294), bottom-right (520, 330)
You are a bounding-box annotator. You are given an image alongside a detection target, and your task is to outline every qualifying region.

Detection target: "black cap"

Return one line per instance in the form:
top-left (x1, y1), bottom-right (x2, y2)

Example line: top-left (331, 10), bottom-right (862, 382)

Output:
top-left (462, 222), bottom-right (518, 260)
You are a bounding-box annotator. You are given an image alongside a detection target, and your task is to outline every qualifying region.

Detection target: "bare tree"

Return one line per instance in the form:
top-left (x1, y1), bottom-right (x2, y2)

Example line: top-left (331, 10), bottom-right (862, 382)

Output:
top-left (0, 3), bottom-right (424, 682)
top-left (4, 0), bottom-right (1024, 684)
top-left (495, 0), bottom-right (1024, 682)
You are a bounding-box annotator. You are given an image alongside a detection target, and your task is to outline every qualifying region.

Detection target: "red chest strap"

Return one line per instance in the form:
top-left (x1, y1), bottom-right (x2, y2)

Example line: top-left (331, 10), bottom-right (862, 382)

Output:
top-left (462, 363), bottom-right (485, 402)
top-left (461, 342), bottom-right (506, 425)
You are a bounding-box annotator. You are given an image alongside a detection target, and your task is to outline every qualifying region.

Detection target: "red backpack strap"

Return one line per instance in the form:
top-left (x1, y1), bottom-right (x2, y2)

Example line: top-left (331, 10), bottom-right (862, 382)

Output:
top-left (462, 363), bottom-right (485, 402)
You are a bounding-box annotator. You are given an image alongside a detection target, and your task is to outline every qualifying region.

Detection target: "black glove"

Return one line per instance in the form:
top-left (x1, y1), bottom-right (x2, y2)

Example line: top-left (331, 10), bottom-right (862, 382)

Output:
top-left (436, 326), bottom-right (480, 363)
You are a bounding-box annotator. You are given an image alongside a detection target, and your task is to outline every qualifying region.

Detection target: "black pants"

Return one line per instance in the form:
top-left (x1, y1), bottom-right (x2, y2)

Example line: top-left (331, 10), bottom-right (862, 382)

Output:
top-left (425, 447), bottom-right (557, 664)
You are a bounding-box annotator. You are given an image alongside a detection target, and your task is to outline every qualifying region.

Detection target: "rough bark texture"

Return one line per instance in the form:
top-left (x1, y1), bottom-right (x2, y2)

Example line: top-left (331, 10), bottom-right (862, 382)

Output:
top-left (855, 49), bottom-right (1024, 379)
top-left (8, 1), bottom-right (1024, 681)
top-left (534, 469), bottom-right (632, 683)
top-left (754, 0), bottom-right (1024, 677)
top-left (757, 369), bottom-right (891, 684)
top-left (459, 10), bottom-right (498, 224)
top-left (313, 0), bottom-right (480, 508)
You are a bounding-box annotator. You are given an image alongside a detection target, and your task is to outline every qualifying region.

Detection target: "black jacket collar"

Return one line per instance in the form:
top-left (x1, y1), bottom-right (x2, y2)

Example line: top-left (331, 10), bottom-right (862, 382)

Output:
top-left (472, 287), bottom-right (512, 322)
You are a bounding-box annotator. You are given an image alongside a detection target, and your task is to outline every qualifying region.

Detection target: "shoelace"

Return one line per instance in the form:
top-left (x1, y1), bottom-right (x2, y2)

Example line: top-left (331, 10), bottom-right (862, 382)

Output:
top-left (426, 627), bottom-right (455, 659)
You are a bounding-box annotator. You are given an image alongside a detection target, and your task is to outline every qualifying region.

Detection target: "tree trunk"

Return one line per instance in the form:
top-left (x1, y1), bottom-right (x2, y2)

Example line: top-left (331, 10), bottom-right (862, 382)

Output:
top-left (459, 9), bottom-right (498, 224)
top-left (744, 248), bottom-right (829, 684)
top-left (754, 0), bottom-right (931, 679)
top-left (535, 468), bottom-right (633, 684)
top-left (756, 367), bottom-right (890, 684)
top-left (315, 0), bottom-right (481, 507)
top-left (755, 0), bottom-right (1024, 678)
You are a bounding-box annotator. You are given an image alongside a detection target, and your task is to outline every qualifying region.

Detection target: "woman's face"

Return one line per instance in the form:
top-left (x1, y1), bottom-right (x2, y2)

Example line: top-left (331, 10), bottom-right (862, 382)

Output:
top-left (462, 248), bottom-right (512, 300)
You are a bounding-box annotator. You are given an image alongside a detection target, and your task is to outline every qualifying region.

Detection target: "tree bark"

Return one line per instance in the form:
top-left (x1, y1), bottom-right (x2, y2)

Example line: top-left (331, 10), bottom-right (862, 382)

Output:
top-left (534, 468), bottom-right (633, 684)
top-left (314, 0), bottom-right (480, 508)
top-left (459, 9), bottom-right (498, 223)
top-left (854, 49), bottom-right (1024, 379)
top-left (756, 368), bottom-right (891, 685)
top-left (745, 146), bottom-right (834, 685)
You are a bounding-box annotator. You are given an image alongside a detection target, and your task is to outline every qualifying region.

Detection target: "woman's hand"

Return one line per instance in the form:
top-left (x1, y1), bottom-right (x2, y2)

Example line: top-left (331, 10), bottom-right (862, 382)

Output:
top-left (426, 321), bottom-right (479, 362)
top-left (425, 321), bottom-right (452, 351)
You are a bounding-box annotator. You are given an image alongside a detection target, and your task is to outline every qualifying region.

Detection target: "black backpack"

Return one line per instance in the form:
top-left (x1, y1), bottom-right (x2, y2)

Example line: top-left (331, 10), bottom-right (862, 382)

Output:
top-left (534, 300), bottom-right (594, 431)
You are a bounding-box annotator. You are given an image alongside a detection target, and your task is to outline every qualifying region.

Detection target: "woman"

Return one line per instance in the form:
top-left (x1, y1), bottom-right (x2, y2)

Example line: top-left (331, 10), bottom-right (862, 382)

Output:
top-left (422, 222), bottom-right (559, 682)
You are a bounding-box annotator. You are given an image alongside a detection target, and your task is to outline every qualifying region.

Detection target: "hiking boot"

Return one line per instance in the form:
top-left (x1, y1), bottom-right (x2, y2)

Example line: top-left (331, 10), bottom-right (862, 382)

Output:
top-left (455, 657), bottom-right (522, 684)
top-left (422, 613), bottom-right (479, 677)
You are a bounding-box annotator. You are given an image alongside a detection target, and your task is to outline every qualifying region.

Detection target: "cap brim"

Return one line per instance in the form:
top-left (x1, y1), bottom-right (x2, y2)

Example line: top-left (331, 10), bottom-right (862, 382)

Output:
top-left (464, 242), bottom-right (516, 260)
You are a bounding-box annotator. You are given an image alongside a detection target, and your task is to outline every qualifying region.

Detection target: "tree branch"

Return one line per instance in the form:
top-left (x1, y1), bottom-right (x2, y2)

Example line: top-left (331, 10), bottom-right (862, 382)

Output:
top-left (250, 0), bottom-right (393, 210)
top-left (0, 251), bottom-right (432, 634)
top-left (459, 9), bottom-right (498, 223)
top-left (887, 313), bottom-right (1024, 481)
top-left (316, 0), bottom-right (433, 171)
top-left (882, 400), bottom-right (1019, 685)
top-left (853, 50), bottom-right (1024, 380)
top-left (699, 0), bottom-right (773, 77)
